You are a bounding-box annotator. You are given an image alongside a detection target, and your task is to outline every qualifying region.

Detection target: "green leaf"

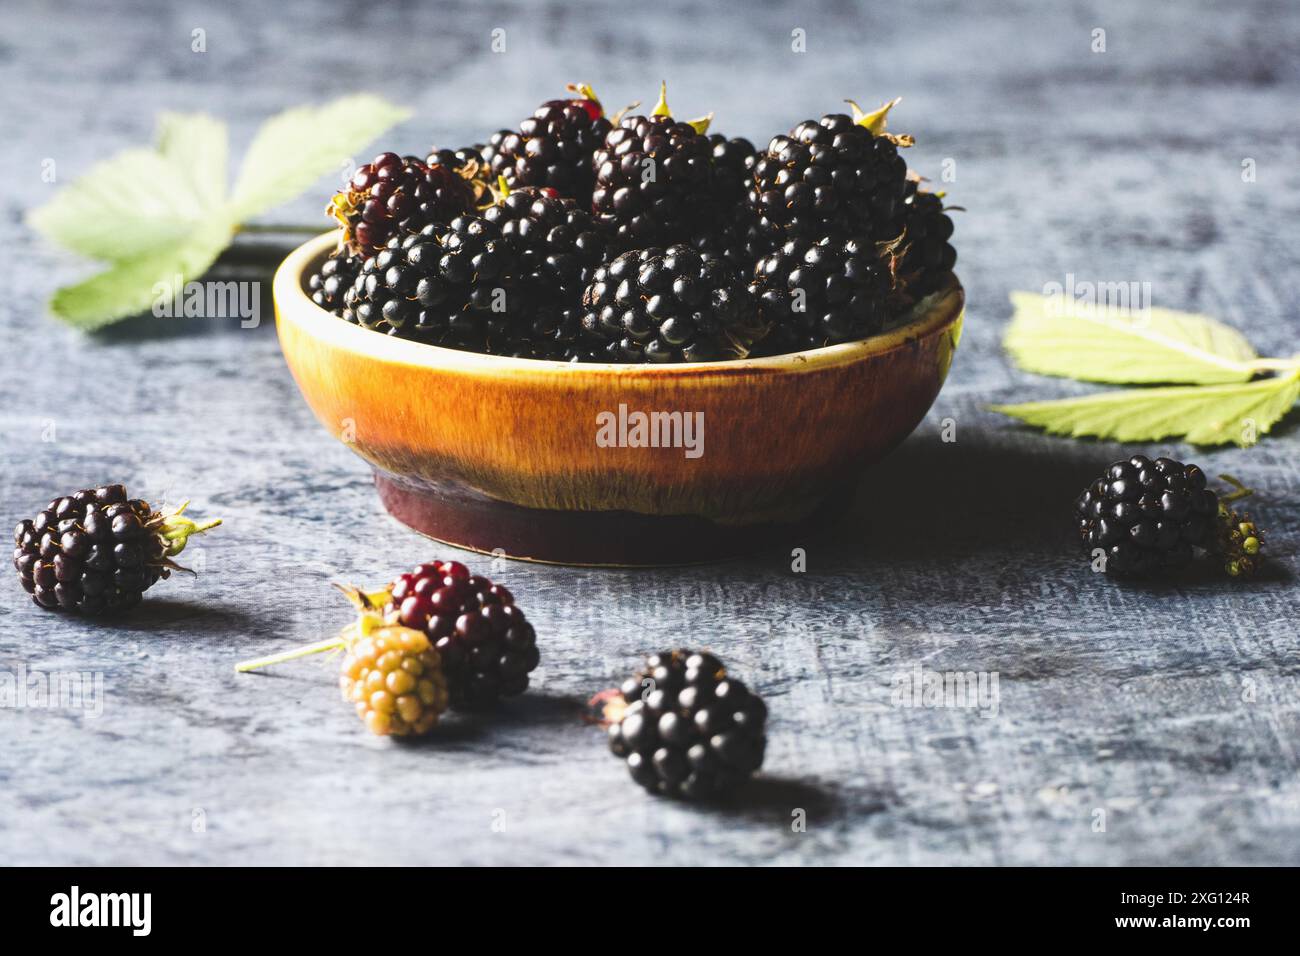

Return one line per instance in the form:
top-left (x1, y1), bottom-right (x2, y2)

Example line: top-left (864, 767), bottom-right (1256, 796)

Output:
top-left (229, 94), bottom-right (411, 220)
top-left (991, 371), bottom-right (1300, 447)
top-left (156, 112), bottom-right (229, 210)
top-left (27, 148), bottom-right (212, 261)
top-left (48, 220), bottom-right (234, 331)
top-left (1005, 290), bottom-right (1260, 385)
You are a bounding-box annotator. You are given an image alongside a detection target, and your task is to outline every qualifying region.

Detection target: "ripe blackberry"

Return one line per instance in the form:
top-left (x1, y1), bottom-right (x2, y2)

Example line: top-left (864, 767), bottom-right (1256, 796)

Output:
top-left (591, 84), bottom-right (715, 249)
top-left (747, 99), bottom-right (911, 248)
top-left (343, 217), bottom-right (516, 349)
top-left (329, 151), bottom-right (478, 257)
top-left (706, 134), bottom-right (757, 207)
top-left (339, 611), bottom-right (450, 737)
top-left (580, 245), bottom-right (763, 363)
top-left (606, 650), bottom-right (767, 800)
top-left (13, 485), bottom-right (220, 615)
top-left (489, 84), bottom-right (612, 205)
top-left (306, 249), bottom-right (360, 315)
top-left (386, 561), bottom-right (539, 708)
top-left (895, 186), bottom-right (956, 299)
top-left (1075, 457), bottom-right (1266, 578)
top-left (425, 144), bottom-right (493, 204)
top-left (750, 234), bottom-right (894, 354)
top-left (480, 186), bottom-right (609, 353)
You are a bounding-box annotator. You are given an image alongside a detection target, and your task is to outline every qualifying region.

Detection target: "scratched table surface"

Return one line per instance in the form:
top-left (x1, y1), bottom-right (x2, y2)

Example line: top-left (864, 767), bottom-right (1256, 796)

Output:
top-left (1, 0), bottom-right (1298, 866)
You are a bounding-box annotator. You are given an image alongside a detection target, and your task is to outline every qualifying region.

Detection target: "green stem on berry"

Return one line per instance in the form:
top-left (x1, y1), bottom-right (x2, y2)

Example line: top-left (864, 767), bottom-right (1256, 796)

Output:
top-left (156, 502), bottom-right (222, 557)
top-left (1217, 474), bottom-right (1255, 504)
top-left (649, 81), bottom-right (712, 134)
top-left (235, 636), bottom-right (347, 673)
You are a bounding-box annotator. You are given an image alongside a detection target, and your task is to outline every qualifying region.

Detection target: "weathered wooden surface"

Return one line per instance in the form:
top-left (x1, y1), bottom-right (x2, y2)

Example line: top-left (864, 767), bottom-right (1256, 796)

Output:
top-left (1, 0), bottom-right (1297, 865)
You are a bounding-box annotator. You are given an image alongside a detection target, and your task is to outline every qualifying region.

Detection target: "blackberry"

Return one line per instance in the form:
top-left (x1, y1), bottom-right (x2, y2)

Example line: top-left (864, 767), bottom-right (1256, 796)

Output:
top-left (591, 84), bottom-right (715, 249)
top-left (480, 186), bottom-right (609, 354)
top-left (342, 216), bottom-right (516, 349)
top-left (339, 609), bottom-right (450, 737)
top-left (489, 84), bottom-right (612, 205)
top-left (1075, 457), bottom-right (1266, 578)
top-left (580, 245), bottom-right (763, 363)
top-left (306, 249), bottom-right (360, 315)
top-left (329, 151), bottom-right (478, 257)
top-left (13, 485), bottom-right (220, 615)
top-left (750, 235), bottom-right (894, 354)
top-left (387, 560), bottom-right (539, 708)
top-left (606, 650), bottom-right (767, 800)
top-left (705, 134), bottom-right (757, 207)
top-left (425, 144), bottom-right (493, 205)
top-left (747, 99), bottom-right (911, 248)
top-left (895, 186), bottom-right (956, 300)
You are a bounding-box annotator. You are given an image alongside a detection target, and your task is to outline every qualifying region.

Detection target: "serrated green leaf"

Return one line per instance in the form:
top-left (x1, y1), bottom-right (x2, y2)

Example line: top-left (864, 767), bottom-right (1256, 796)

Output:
top-left (229, 94), bottom-right (411, 220)
top-left (156, 112), bottom-right (229, 210)
top-left (27, 148), bottom-right (212, 261)
top-left (991, 371), bottom-right (1300, 447)
top-left (1005, 290), bottom-right (1260, 385)
top-left (48, 220), bottom-right (234, 331)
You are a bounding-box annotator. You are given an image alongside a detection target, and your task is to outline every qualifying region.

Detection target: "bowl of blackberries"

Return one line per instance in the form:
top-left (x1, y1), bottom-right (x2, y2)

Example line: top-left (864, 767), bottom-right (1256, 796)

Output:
top-left (275, 83), bottom-right (963, 565)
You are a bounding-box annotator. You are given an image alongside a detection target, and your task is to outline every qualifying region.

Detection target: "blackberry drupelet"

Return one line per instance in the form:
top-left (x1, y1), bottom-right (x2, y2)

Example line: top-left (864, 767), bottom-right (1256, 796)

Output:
top-left (895, 186), bottom-right (956, 299)
top-left (307, 249), bottom-right (360, 315)
top-left (387, 560), bottom-right (540, 708)
top-left (424, 144), bottom-right (492, 204)
top-left (329, 151), bottom-right (478, 257)
top-left (606, 649), bottom-right (767, 800)
top-left (13, 485), bottom-right (220, 615)
top-left (489, 84), bottom-right (612, 205)
top-left (1075, 456), bottom-right (1266, 578)
top-left (705, 134), bottom-right (757, 207)
top-left (750, 234), bottom-right (894, 353)
top-left (747, 99), bottom-right (911, 248)
top-left (580, 245), bottom-right (763, 363)
top-left (591, 85), bottom-right (715, 249)
top-left (342, 216), bottom-right (517, 349)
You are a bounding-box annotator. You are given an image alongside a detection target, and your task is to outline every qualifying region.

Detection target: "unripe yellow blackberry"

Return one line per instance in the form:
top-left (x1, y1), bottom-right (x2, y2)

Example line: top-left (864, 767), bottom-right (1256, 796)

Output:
top-left (340, 622), bottom-right (450, 737)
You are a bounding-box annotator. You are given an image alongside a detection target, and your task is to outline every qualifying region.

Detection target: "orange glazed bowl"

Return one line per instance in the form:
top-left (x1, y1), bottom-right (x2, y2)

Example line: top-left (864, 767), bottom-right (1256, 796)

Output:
top-left (274, 232), bottom-right (964, 565)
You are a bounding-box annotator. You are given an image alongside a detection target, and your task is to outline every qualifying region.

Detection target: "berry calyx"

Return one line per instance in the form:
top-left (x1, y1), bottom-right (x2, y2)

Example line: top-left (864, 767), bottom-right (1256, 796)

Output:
top-left (13, 485), bottom-right (221, 615)
top-left (602, 649), bottom-right (768, 800)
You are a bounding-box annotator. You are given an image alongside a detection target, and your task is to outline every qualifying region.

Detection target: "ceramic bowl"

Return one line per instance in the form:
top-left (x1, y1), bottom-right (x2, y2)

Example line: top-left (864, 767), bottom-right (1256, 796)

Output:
top-left (274, 232), bottom-right (964, 565)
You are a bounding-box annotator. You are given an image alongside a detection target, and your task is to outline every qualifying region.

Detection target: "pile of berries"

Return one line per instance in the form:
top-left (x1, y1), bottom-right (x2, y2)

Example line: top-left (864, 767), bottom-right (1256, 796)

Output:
top-left (309, 82), bottom-right (958, 363)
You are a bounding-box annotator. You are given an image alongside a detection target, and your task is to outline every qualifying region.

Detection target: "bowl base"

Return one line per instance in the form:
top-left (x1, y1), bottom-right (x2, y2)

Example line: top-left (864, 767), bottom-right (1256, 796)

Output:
top-left (374, 471), bottom-right (846, 567)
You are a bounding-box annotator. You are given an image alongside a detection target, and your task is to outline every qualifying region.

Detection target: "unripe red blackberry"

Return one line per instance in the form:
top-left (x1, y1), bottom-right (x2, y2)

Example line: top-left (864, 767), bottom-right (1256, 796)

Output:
top-left (330, 151), bottom-right (479, 257)
top-left (605, 649), bottom-right (768, 800)
top-left (489, 84), bottom-right (612, 205)
top-left (386, 561), bottom-right (539, 709)
top-left (1075, 457), bottom-right (1266, 578)
top-left (13, 484), bottom-right (220, 615)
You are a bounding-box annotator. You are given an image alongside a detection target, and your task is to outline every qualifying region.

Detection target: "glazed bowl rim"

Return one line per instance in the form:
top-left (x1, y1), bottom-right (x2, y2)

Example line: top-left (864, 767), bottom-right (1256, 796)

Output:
top-left (275, 230), bottom-right (963, 376)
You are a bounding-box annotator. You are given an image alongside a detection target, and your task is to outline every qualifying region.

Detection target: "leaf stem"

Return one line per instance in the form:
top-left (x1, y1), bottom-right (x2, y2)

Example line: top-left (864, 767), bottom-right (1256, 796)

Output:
top-left (235, 637), bottom-right (346, 672)
top-left (235, 223), bottom-right (323, 236)
top-left (1248, 357), bottom-right (1300, 373)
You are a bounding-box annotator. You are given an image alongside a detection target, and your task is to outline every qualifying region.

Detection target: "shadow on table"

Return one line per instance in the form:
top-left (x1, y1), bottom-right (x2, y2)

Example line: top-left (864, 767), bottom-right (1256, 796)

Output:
top-left (90, 242), bottom-right (291, 343)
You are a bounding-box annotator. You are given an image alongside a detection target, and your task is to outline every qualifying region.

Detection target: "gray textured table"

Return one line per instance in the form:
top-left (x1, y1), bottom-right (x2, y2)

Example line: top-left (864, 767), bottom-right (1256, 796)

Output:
top-left (2, 0), bottom-right (1298, 866)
